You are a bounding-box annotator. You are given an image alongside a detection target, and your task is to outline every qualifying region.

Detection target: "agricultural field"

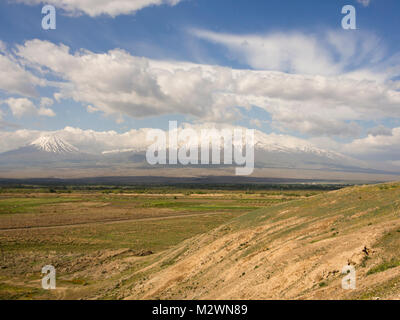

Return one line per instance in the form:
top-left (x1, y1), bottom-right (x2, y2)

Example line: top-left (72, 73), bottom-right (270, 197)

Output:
top-left (0, 185), bottom-right (324, 299)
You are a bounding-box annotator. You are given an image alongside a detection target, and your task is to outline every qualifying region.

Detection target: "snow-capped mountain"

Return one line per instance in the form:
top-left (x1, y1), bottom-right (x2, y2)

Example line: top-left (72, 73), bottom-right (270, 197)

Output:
top-left (30, 136), bottom-right (79, 154)
top-left (0, 132), bottom-right (379, 174)
top-left (0, 135), bottom-right (95, 166)
top-left (251, 132), bottom-right (362, 169)
top-left (99, 132), bottom-right (368, 172)
top-left (101, 130), bottom-right (350, 161)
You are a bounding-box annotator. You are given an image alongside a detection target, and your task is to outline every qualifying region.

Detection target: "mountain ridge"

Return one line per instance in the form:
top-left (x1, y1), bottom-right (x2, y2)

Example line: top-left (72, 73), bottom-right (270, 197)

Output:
top-left (0, 134), bottom-right (381, 176)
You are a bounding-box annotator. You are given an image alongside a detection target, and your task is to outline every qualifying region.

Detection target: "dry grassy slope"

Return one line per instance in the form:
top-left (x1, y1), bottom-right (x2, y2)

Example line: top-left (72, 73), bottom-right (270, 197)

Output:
top-left (123, 182), bottom-right (400, 300)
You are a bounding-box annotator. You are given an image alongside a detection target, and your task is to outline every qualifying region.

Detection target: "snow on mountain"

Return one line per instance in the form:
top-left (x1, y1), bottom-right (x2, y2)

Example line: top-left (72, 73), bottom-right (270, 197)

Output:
top-left (102, 148), bottom-right (144, 155)
top-left (253, 132), bottom-right (350, 161)
top-left (100, 130), bottom-right (350, 162)
top-left (0, 131), bottom-right (371, 173)
top-left (98, 129), bottom-right (361, 170)
top-left (30, 136), bottom-right (79, 154)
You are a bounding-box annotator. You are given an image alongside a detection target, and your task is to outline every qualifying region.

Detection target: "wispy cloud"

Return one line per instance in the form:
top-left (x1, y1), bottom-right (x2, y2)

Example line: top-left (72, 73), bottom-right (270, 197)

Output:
top-left (356, 0), bottom-right (371, 7)
top-left (191, 28), bottom-right (386, 76)
top-left (14, 0), bottom-right (183, 17)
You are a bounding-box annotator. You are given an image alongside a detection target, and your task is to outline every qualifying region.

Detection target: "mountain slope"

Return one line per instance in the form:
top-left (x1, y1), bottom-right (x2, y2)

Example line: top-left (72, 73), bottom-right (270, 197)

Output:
top-left (0, 133), bottom-right (384, 176)
top-left (122, 182), bottom-right (400, 300)
top-left (102, 131), bottom-right (369, 172)
top-left (0, 135), bottom-right (96, 166)
top-left (30, 136), bottom-right (79, 154)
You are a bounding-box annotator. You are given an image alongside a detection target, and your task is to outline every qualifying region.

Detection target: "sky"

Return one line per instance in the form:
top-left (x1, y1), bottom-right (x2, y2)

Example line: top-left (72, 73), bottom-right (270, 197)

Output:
top-left (0, 0), bottom-right (400, 165)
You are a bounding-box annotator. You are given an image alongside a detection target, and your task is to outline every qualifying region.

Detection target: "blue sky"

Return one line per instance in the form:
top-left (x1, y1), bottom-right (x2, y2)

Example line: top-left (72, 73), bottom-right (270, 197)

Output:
top-left (0, 0), bottom-right (400, 162)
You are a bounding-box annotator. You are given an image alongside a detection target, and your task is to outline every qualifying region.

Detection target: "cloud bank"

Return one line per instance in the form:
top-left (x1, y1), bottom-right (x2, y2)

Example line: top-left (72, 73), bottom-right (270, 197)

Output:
top-left (0, 124), bottom-right (331, 155)
top-left (1, 123), bottom-right (399, 169)
top-left (10, 37), bottom-right (400, 138)
top-left (0, 27), bottom-right (399, 164)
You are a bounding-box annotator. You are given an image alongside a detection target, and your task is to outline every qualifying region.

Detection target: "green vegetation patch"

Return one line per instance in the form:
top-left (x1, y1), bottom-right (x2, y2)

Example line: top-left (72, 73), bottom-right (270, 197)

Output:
top-left (0, 282), bottom-right (45, 300)
top-left (0, 197), bottom-right (82, 215)
top-left (367, 259), bottom-right (400, 276)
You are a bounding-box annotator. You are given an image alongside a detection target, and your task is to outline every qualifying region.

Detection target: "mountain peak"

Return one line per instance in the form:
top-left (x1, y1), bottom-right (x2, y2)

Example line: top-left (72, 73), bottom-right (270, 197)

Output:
top-left (30, 135), bottom-right (79, 154)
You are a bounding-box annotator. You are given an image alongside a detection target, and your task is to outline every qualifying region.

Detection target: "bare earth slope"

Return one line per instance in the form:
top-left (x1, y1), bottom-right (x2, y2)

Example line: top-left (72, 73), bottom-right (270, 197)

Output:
top-left (125, 183), bottom-right (400, 300)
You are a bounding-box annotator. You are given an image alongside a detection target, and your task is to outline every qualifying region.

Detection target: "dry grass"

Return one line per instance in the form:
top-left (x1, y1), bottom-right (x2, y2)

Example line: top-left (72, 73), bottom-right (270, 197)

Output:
top-left (4, 184), bottom-right (400, 300)
top-left (0, 188), bottom-right (310, 299)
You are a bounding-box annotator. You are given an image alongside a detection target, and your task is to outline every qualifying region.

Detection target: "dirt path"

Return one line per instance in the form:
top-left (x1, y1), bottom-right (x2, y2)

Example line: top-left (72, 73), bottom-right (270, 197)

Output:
top-left (0, 211), bottom-right (228, 232)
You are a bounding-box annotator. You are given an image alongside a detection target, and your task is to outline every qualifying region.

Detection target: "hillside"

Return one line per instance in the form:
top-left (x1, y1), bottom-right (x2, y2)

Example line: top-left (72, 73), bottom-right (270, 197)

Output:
top-left (122, 182), bottom-right (400, 300)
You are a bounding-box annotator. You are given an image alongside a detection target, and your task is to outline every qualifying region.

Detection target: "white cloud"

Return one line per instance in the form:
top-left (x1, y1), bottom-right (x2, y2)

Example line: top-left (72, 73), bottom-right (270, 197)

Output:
top-left (15, 0), bottom-right (183, 17)
top-left (3, 97), bottom-right (55, 118)
top-left (12, 39), bottom-right (400, 137)
top-left (191, 29), bottom-right (386, 77)
top-left (0, 129), bottom-right (41, 153)
top-left (40, 97), bottom-right (54, 108)
top-left (0, 40), bottom-right (7, 53)
top-left (38, 97), bottom-right (56, 116)
top-left (192, 29), bottom-right (339, 76)
top-left (0, 34), bottom-right (391, 138)
top-left (357, 0), bottom-right (371, 7)
top-left (0, 52), bottom-right (44, 97)
top-left (38, 106), bottom-right (56, 117)
top-left (342, 127), bottom-right (400, 161)
top-left (4, 98), bottom-right (36, 118)
top-left (15, 40), bottom-right (245, 122)
top-left (86, 105), bottom-right (99, 113)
